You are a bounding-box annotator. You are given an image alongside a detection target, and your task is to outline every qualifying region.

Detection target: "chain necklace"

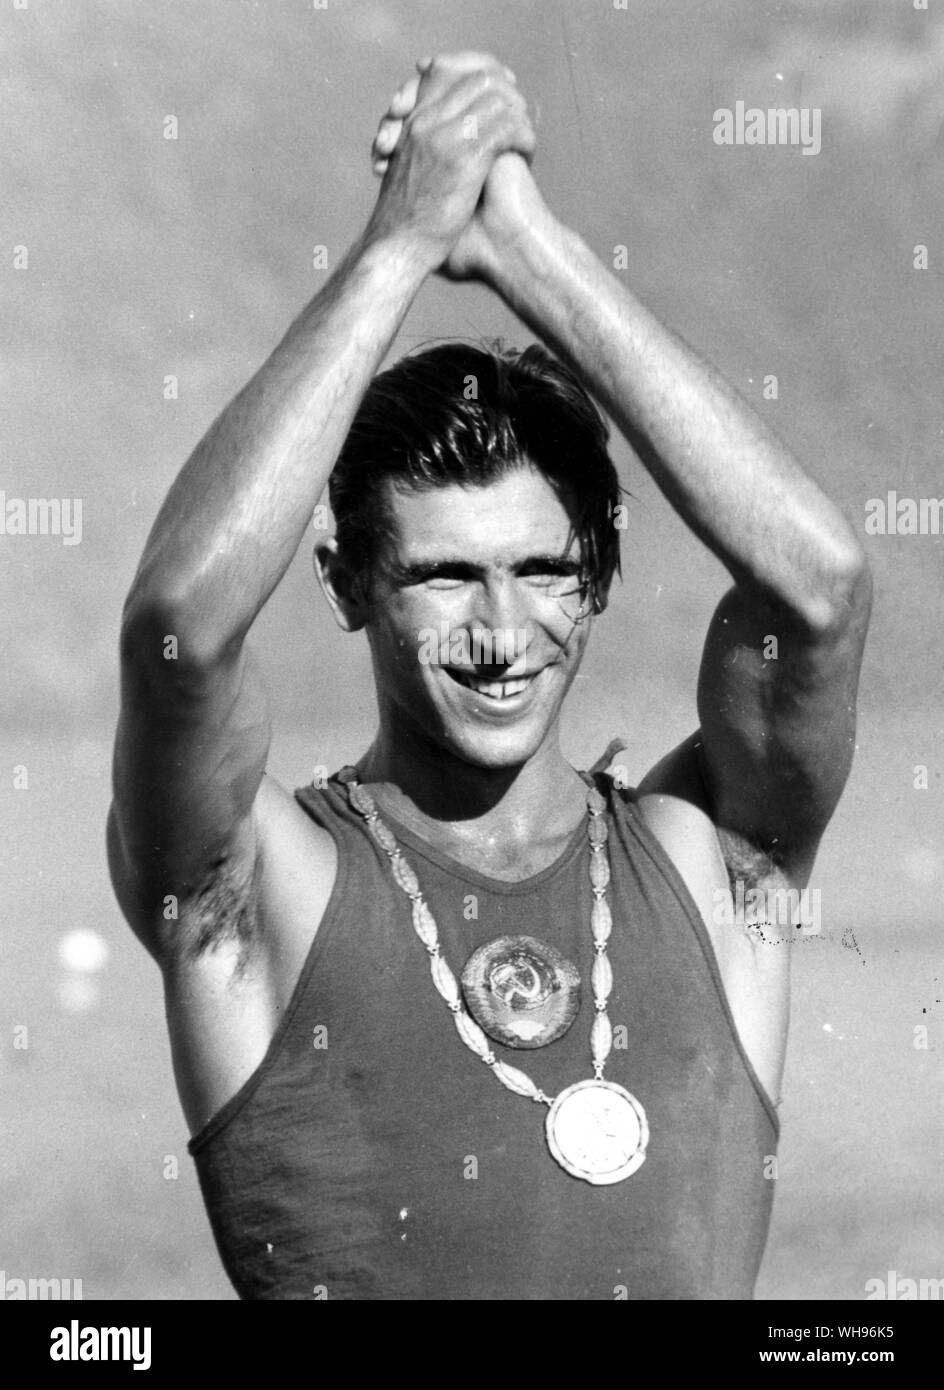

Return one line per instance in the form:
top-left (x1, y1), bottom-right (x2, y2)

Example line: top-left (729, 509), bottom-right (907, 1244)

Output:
top-left (338, 766), bottom-right (649, 1185)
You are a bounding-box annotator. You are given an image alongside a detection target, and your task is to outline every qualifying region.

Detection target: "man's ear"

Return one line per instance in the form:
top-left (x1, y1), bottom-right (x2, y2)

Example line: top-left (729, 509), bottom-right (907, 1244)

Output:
top-left (313, 538), bottom-right (370, 633)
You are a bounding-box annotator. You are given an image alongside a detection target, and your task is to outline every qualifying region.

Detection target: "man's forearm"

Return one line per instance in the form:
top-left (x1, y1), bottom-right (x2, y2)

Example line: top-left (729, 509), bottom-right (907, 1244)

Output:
top-left (490, 214), bottom-right (867, 630)
top-left (124, 233), bottom-right (430, 661)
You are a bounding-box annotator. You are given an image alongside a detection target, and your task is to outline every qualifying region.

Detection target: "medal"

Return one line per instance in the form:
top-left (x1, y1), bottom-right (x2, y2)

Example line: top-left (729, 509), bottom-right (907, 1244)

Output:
top-left (461, 935), bottom-right (581, 1048)
top-left (339, 766), bottom-right (650, 1185)
top-left (546, 1079), bottom-right (648, 1184)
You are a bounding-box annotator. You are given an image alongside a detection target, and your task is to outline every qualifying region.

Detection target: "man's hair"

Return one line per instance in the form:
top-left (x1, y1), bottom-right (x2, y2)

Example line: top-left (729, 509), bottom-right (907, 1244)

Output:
top-left (328, 341), bottom-right (622, 605)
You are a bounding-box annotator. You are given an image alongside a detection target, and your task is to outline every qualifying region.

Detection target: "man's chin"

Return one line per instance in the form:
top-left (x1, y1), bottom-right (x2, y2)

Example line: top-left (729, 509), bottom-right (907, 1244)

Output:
top-left (436, 719), bottom-right (553, 774)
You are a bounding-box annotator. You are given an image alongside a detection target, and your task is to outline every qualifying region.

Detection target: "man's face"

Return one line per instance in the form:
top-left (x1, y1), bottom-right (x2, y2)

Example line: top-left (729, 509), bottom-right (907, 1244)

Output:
top-left (363, 466), bottom-right (600, 771)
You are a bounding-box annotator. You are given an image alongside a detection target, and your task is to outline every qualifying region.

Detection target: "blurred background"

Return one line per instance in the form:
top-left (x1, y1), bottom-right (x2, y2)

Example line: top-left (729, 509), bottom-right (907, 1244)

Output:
top-left (2, 0), bottom-right (942, 1300)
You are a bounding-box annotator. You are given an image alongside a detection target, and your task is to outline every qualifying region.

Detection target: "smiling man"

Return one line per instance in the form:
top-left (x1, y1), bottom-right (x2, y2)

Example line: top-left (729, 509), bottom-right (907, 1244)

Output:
top-left (107, 53), bottom-right (871, 1300)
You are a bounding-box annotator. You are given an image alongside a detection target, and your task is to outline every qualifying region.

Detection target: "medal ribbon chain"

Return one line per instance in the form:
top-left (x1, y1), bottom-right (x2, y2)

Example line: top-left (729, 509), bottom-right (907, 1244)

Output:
top-left (339, 768), bottom-right (615, 1106)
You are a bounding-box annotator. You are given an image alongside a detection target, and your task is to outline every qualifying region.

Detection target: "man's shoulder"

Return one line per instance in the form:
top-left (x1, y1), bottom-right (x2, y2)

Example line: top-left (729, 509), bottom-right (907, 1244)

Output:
top-left (611, 731), bottom-right (731, 905)
top-left (255, 772), bottom-right (338, 878)
top-left (634, 731), bottom-right (709, 808)
top-left (591, 734), bottom-right (712, 834)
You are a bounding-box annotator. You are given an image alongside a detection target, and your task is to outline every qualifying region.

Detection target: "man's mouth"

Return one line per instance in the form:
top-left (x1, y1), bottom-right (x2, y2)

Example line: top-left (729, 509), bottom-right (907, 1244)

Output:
top-left (445, 668), bottom-right (539, 700)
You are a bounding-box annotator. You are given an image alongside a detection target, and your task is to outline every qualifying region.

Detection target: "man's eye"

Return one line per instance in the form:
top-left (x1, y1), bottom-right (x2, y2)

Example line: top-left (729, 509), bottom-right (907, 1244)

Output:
top-left (423, 573), bottom-right (467, 588)
top-left (522, 567), bottom-right (582, 589)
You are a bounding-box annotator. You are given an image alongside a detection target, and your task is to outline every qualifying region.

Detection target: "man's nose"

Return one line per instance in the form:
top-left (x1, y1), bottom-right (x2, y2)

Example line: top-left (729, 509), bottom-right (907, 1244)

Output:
top-left (467, 581), bottom-right (532, 668)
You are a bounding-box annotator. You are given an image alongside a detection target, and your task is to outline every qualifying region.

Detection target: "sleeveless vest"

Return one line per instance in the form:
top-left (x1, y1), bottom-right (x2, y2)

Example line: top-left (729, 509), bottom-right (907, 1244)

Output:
top-left (188, 765), bottom-right (778, 1300)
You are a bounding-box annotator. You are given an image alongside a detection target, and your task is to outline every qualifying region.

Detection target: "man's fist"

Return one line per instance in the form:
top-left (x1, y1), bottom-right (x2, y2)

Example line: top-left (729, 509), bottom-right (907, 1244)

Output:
top-left (363, 52), bottom-right (537, 281)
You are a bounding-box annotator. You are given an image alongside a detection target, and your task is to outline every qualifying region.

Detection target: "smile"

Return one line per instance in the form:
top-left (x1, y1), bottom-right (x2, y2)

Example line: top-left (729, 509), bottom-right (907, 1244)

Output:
top-left (445, 669), bottom-right (539, 700)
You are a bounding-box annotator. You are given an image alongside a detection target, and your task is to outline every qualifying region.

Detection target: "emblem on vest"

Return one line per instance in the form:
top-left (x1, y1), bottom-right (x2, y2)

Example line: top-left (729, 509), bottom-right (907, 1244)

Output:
top-left (460, 935), bottom-right (581, 1048)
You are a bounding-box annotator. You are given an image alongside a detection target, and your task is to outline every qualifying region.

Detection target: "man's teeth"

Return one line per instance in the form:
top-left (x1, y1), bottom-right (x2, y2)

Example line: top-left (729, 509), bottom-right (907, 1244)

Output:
top-left (453, 672), bottom-right (534, 698)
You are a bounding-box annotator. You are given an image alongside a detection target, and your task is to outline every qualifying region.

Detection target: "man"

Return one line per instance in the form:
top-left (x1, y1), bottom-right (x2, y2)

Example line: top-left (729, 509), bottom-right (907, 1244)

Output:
top-left (108, 52), bottom-right (871, 1300)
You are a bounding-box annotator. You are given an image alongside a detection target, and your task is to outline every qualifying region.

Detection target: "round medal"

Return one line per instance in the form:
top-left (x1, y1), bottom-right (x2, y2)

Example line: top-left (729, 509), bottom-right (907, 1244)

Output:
top-left (461, 935), bottom-right (581, 1048)
top-left (545, 1079), bottom-right (649, 1184)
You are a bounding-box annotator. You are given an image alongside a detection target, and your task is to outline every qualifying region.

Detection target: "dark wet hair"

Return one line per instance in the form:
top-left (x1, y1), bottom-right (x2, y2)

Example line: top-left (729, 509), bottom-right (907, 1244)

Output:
top-left (328, 341), bottom-right (622, 605)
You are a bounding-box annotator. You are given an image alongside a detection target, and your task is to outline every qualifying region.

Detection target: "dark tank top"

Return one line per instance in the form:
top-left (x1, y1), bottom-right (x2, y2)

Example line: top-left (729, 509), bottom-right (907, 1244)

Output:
top-left (188, 762), bottom-right (779, 1300)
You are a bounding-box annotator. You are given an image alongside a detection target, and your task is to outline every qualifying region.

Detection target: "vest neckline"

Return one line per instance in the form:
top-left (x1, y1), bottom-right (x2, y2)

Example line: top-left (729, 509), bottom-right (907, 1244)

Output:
top-left (343, 776), bottom-right (596, 895)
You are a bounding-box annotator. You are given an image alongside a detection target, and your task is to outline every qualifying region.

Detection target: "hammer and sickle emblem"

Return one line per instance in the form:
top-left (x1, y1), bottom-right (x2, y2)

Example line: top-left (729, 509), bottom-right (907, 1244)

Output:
top-left (489, 954), bottom-right (548, 1008)
top-left (461, 935), bottom-right (581, 1048)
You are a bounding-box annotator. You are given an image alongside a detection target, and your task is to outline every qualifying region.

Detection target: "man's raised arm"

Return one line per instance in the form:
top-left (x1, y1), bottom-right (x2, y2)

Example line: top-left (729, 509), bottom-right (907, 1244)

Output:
top-left (467, 154), bottom-right (871, 884)
top-left (108, 55), bottom-right (535, 956)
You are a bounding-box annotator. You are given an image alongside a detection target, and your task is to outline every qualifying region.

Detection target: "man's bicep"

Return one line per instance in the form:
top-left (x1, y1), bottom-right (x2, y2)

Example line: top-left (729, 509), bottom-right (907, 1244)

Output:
top-left (695, 584), bottom-right (870, 874)
top-left (109, 631), bottom-right (272, 946)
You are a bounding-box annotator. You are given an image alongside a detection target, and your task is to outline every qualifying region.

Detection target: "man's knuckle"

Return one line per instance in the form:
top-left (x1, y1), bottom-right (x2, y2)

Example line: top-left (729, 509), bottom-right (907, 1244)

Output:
top-left (476, 91), bottom-right (514, 126)
top-left (428, 54), bottom-right (457, 78)
top-left (491, 123), bottom-right (519, 153)
top-left (457, 71), bottom-right (491, 102)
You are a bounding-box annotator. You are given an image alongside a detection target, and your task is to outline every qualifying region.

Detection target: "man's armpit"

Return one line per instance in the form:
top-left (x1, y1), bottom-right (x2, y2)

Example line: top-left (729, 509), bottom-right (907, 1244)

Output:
top-left (172, 849), bottom-right (263, 976)
top-left (716, 825), bottom-right (782, 899)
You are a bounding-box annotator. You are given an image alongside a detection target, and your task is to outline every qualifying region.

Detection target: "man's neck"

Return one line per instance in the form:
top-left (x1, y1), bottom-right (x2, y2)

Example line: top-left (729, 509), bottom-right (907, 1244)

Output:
top-left (356, 727), bottom-right (588, 869)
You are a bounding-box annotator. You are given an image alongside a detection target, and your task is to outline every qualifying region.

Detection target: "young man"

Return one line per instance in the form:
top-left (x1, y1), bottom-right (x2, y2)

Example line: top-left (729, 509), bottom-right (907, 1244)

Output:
top-left (108, 53), bottom-right (871, 1300)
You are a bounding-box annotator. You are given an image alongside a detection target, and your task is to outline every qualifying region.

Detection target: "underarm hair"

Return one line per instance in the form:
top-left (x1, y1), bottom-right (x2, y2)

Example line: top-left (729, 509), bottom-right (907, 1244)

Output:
top-left (691, 738), bottom-right (786, 897)
top-left (180, 851), bottom-right (262, 970)
top-left (717, 827), bottom-right (786, 898)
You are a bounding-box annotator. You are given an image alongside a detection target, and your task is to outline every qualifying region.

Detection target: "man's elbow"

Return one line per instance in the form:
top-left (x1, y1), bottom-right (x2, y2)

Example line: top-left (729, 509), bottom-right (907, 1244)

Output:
top-left (119, 587), bottom-right (240, 695)
top-left (807, 536), bottom-right (873, 638)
